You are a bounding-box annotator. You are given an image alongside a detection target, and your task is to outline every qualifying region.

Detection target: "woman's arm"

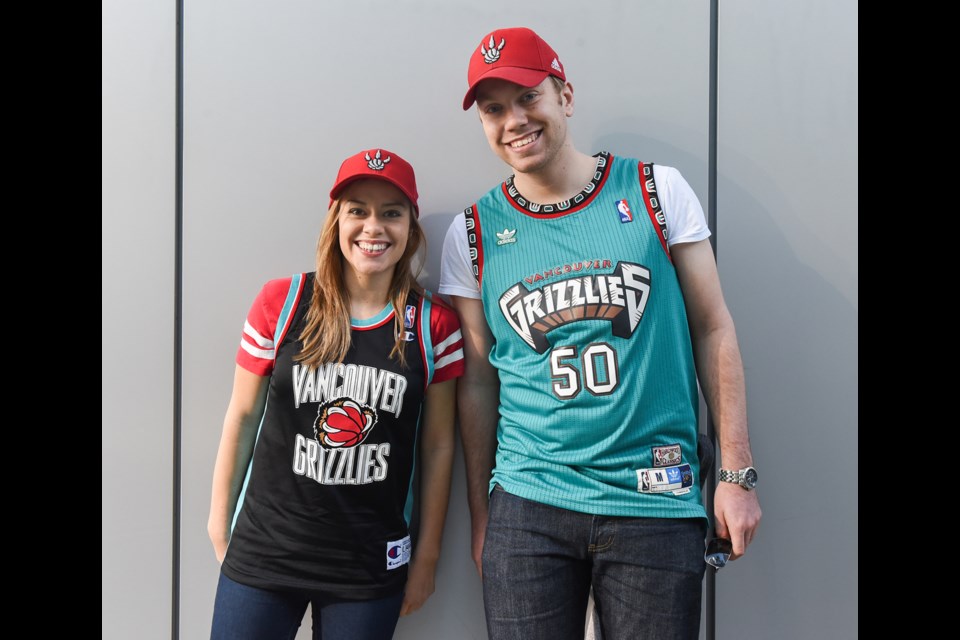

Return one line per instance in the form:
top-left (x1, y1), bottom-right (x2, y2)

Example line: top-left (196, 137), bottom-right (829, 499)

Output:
top-left (207, 365), bottom-right (270, 563)
top-left (400, 377), bottom-right (457, 616)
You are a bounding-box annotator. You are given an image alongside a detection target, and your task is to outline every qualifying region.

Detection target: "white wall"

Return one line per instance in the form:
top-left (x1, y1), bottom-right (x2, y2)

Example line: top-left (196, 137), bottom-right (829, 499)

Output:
top-left (714, 2), bottom-right (858, 637)
top-left (102, 1), bottom-right (857, 638)
top-left (102, 0), bottom-right (175, 638)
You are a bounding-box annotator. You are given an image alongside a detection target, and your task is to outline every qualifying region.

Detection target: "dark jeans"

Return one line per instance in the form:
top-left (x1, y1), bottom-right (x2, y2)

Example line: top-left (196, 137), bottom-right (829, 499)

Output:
top-left (482, 485), bottom-right (706, 640)
top-left (210, 572), bottom-right (403, 640)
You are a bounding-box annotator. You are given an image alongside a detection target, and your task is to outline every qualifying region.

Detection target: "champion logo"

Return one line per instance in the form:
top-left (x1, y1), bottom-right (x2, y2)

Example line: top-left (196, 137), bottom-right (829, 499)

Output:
top-left (365, 149), bottom-right (391, 171)
top-left (496, 228), bottom-right (517, 245)
top-left (386, 535), bottom-right (411, 570)
top-left (616, 199), bottom-right (633, 223)
top-left (551, 58), bottom-right (562, 73)
top-left (481, 35), bottom-right (505, 64)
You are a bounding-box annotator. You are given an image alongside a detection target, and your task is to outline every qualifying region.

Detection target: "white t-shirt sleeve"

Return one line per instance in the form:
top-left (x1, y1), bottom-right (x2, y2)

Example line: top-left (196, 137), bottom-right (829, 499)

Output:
top-left (438, 212), bottom-right (481, 299)
top-left (654, 164), bottom-right (711, 246)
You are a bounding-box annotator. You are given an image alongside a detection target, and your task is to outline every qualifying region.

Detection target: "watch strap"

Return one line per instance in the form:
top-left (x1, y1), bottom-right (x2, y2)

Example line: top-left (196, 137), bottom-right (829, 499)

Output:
top-left (718, 468), bottom-right (741, 484)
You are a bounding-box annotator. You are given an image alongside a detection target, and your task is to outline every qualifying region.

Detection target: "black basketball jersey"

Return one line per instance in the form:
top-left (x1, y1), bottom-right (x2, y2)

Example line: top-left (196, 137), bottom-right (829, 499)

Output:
top-left (223, 272), bottom-right (463, 599)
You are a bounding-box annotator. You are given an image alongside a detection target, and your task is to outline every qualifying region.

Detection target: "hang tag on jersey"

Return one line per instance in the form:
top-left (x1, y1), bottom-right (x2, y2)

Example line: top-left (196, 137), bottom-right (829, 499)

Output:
top-left (386, 535), bottom-right (411, 570)
top-left (636, 464), bottom-right (693, 494)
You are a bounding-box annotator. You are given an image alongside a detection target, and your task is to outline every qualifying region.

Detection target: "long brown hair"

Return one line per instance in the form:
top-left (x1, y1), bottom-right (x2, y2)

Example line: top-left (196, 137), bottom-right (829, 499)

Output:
top-left (295, 197), bottom-right (425, 369)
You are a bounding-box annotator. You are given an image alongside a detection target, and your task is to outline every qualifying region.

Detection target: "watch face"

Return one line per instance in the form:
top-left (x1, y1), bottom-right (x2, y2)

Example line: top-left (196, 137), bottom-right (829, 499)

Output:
top-left (743, 467), bottom-right (758, 489)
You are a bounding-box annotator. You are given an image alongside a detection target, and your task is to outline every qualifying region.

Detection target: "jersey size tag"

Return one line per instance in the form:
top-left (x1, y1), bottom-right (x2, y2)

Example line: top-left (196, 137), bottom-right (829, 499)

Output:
top-left (637, 463), bottom-right (693, 494)
top-left (386, 535), bottom-right (411, 570)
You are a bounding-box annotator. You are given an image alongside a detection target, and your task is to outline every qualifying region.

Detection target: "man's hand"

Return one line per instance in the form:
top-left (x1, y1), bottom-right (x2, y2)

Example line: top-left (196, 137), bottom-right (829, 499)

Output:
top-left (471, 511), bottom-right (488, 577)
top-left (713, 483), bottom-right (761, 559)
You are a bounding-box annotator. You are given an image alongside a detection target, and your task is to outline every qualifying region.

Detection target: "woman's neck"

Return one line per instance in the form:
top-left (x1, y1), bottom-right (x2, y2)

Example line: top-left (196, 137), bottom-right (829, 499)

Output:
top-left (344, 269), bottom-right (393, 319)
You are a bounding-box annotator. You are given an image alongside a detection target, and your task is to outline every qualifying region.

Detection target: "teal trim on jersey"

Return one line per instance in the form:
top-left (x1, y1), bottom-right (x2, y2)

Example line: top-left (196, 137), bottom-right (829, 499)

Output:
top-left (420, 292), bottom-right (435, 385)
top-left (351, 303), bottom-right (393, 328)
top-left (230, 405), bottom-right (267, 533)
top-left (402, 404), bottom-right (425, 527)
top-left (475, 155), bottom-right (705, 520)
top-left (231, 273), bottom-right (304, 532)
top-left (276, 273), bottom-right (304, 341)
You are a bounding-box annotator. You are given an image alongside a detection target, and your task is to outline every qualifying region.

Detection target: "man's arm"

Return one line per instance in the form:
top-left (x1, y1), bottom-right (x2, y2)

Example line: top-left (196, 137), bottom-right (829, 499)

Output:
top-left (672, 239), bottom-right (761, 559)
top-left (450, 295), bottom-right (500, 576)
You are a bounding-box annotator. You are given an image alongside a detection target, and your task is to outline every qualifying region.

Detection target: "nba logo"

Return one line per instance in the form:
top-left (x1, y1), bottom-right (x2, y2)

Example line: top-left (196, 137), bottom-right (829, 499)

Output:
top-left (616, 199), bottom-right (633, 223)
top-left (404, 305), bottom-right (416, 329)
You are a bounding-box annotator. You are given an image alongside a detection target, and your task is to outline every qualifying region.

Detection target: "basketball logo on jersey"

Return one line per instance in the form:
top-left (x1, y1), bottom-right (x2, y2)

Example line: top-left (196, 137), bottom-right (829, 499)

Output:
top-left (499, 260), bottom-right (652, 353)
top-left (293, 397), bottom-right (391, 485)
top-left (616, 199), bottom-right (633, 223)
top-left (401, 305), bottom-right (417, 341)
top-left (315, 398), bottom-right (378, 449)
top-left (652, 444), bottom-right (682, 467)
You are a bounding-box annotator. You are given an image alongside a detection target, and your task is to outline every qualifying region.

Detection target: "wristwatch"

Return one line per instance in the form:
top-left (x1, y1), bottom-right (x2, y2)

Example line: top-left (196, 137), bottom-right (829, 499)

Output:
top-left (718, 466), bottom-right (758, 490)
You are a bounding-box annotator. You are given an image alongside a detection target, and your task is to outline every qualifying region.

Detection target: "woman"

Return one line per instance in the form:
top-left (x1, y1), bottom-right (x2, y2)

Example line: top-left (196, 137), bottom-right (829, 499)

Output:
top-left (208, 148), bottom-right (463, 639)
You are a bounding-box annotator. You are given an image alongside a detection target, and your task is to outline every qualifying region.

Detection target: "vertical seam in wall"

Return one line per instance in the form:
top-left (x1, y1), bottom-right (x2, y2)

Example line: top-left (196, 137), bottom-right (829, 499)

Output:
top-left (173, 0), bottom-right (184, 638)
top-left (705, 1), bottom-right (719, 640)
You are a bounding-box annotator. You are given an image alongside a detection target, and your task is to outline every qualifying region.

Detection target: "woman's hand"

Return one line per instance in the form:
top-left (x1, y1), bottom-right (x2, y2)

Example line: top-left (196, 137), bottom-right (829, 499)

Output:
top-left (400, 554), bottom-right (438, 616)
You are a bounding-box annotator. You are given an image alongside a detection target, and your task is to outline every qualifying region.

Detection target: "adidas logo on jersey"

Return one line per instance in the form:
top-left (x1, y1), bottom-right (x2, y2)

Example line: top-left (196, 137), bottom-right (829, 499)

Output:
top-left (496, 228), bottom-right (517, 246)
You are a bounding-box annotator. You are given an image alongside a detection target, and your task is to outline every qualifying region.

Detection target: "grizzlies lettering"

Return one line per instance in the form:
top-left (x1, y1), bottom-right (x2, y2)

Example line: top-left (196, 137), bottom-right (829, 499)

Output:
top-left (499, 261), bottom-right (651, 353)
top-left (292, 434), bottom-right (390, 485)
top-left (288, 365), bottom-right (409, 485)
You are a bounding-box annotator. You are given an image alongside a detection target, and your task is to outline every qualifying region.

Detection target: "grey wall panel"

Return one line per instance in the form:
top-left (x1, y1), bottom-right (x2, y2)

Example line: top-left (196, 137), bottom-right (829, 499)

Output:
top-left (180, 2), bottom-right (709, 638)
top-left (716, 1), bottom-right (857, 638)
top-left (102, 1), bottom-right (175, 638)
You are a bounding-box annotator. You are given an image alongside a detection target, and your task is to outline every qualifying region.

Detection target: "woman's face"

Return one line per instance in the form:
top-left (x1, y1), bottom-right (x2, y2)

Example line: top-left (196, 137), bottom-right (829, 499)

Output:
top-left (337, 179), bottom-right (412, 282)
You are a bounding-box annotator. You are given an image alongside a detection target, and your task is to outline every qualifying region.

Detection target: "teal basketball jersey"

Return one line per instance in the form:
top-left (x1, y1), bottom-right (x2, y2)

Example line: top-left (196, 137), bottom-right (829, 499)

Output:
top-left (466, 152), bottom-right (706, 519)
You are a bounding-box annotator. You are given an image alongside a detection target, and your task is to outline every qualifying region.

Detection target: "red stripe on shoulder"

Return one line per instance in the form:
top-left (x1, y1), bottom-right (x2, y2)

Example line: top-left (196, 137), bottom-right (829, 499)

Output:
top-left (638, 162), bottom-right (672, 263)
top-left (464, 204), bottom-right (484, 289)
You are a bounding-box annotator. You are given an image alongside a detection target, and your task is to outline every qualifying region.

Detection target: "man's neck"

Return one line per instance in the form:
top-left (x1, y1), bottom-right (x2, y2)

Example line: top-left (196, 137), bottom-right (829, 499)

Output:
top-left (511, 147), bottom-right (598, 205)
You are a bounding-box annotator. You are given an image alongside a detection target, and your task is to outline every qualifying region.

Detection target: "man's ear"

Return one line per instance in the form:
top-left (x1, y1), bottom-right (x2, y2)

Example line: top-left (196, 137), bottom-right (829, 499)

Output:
top-left (562, 82), bottom-right (575, 116)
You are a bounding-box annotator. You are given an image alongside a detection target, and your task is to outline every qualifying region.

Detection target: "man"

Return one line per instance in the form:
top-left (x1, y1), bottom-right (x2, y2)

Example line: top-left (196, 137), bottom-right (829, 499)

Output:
top-left (439, 27), bottom-right (761, 639)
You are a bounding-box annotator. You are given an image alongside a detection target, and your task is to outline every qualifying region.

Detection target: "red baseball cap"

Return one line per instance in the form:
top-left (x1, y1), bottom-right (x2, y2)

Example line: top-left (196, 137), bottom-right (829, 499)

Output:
top-left (462, 27), bottom-right (566, 110)
top-left (329, 148), bottom-right (420, 216)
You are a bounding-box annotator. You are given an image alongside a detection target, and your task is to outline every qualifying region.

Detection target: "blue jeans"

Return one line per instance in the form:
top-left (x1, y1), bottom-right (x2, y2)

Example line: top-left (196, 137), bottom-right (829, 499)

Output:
top-left (210, 572), bottom-right (403, 640)
top-left (482, 485), bottom-right (706, 640)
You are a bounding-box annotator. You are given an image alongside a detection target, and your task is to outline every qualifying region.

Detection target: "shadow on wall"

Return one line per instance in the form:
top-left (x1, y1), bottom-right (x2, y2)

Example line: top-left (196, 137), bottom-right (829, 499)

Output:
top-left (417, 210), bottom-right (460, 293)
top-left (598, 127), bottom-right (857, 637)
top-left (710, 146), bottom-right (857, 637)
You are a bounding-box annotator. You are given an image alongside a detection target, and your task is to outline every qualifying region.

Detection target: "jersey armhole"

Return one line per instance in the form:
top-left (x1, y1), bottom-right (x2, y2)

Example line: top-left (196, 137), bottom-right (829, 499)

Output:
top-left (464, 204), bottom-right (484, 289)
top-left (274, 273), bottom-right (308, 359)
top-left (638, 162), bottom-right (672, 263)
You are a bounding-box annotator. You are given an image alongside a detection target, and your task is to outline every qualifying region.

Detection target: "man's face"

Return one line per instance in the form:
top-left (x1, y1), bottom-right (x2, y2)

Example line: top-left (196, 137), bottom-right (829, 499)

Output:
top-left (474, 77), bottom-right (574, 176)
